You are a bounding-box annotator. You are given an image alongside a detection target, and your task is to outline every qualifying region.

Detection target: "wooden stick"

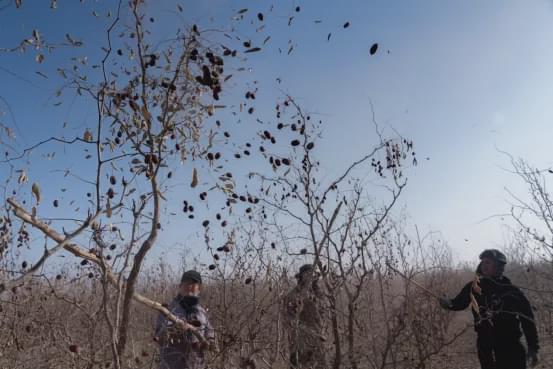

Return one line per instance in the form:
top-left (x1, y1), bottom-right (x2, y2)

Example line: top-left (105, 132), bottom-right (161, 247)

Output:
top-left (385, 262), bottom-right (441, 300)
top-left (6, 198), bottom-right (208, 345)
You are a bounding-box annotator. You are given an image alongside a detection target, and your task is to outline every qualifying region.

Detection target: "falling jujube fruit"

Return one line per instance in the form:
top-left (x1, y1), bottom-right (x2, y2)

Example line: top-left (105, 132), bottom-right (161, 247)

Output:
top-left (370, 43), bottom-right (378, 55)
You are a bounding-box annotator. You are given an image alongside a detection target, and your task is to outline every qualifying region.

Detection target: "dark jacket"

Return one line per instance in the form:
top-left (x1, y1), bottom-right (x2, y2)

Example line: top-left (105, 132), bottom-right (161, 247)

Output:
top-left (449, 275), bottom-right (539, 351)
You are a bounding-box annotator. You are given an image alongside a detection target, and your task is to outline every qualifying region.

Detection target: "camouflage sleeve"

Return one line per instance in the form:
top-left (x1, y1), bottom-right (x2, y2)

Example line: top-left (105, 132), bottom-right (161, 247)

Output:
top-left (154, 312), bottom-right (168, 343)
top-left (155, 301), bottom-right (185, 345)
top-left (204, 314), bottom-right (215, 342)
top-left (282, 290), bottom-right (299, 323)
top-left (314, 286), bottom-right (329, 318)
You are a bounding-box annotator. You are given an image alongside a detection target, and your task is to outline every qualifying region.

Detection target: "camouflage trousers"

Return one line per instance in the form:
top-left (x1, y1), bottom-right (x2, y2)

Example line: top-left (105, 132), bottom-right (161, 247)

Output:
top-left (288, 339), bottom-right (327, 369)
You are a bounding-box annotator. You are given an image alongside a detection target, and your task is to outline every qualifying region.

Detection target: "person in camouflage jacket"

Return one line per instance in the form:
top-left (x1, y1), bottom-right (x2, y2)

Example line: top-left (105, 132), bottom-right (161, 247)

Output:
top-left (283, 264), bottom-right (327, 369)
top-left (154, 270), bottom-right (215, 369)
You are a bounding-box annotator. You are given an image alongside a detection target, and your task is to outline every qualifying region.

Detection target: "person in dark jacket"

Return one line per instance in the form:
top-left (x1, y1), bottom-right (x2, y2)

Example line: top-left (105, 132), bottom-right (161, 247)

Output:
top-left (439, 249), bottom-right (539, 369)
top-left (154, 270), bottom-right (215, 369)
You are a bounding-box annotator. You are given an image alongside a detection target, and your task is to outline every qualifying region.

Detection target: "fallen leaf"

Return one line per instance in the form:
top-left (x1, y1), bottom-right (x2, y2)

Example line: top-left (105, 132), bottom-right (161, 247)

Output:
top-left (191, 168), bottom-right (198, 188)
top-left (18, 171), bottom-right (28, 184)
top-left (32, 182), bottom-right (41, 204)
top-left (83, 129), bottom-right (93, 142)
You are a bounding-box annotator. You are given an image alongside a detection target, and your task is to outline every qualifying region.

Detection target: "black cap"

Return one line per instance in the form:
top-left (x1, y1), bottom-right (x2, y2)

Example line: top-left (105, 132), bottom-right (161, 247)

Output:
top-left (479, 249), bottom-right (507, 265)
top-left (295, 264), bottom-right (314, 279)
top-left (181, 270), bottom-right (202, 284)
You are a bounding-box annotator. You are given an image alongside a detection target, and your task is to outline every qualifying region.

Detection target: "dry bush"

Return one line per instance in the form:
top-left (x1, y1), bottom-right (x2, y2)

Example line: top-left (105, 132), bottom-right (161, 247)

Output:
top-left (0, 238), bottom-right (485, 369)
top-left (3, 2), bottom-right (546, 369)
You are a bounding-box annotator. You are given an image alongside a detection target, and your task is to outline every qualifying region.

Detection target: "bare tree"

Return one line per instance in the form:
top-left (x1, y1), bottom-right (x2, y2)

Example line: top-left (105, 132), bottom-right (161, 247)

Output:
top-left (0, 1), bottom-right (298, 367)
top-left (501, 156), bottom-right (553, 365)
top-left (0, 2), bottom-right (496, 369)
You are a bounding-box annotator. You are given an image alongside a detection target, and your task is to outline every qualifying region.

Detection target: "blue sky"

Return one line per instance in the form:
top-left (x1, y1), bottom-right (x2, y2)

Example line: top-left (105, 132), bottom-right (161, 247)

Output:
top-left (1, 0), bottom-right (553, 267)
